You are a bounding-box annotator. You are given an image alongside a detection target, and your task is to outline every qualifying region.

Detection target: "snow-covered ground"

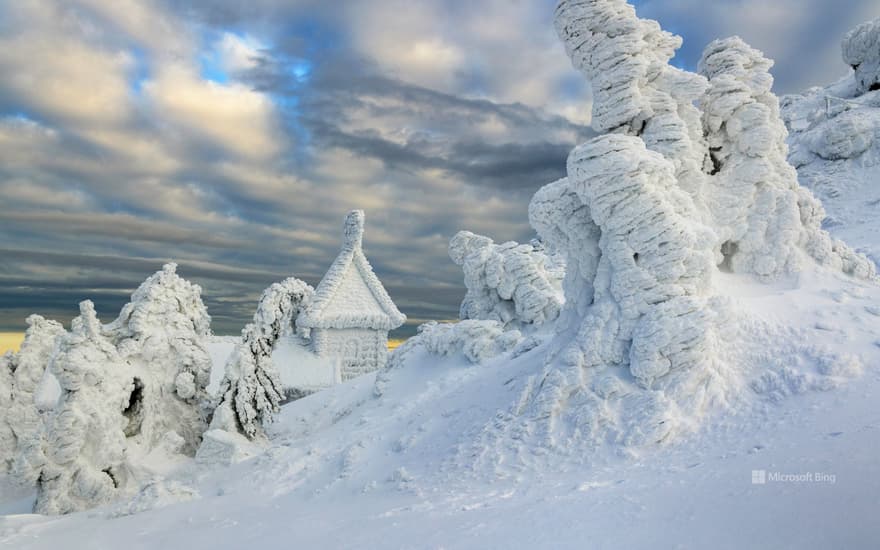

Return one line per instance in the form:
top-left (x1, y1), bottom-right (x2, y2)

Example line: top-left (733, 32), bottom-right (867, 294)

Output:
top-left (1, 268), bottom-right (879, 549)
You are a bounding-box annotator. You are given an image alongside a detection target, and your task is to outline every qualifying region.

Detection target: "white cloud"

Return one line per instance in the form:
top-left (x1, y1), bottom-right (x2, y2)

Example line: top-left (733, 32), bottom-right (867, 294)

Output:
top-left (143, 64), bottom-right (283, 159)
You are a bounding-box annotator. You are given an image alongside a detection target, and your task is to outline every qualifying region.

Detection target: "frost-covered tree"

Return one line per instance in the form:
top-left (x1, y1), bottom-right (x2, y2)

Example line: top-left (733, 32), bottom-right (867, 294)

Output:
top-left (210, 277), bottom-right (314, 440)
top-left (34, 301), bottom-right (133, 515)
top-left (7, 315), bottom-right (66, 483)
top-left (842, 18), bottom-right (880, 96)
top-left (0, 352), bottom-right (14, 473)
top-left (699, 37), bottom-right (875, 279)
top-left (449, 231), bottom-right (564, 330)
top-left (105, 263), bottom-right (213, 455)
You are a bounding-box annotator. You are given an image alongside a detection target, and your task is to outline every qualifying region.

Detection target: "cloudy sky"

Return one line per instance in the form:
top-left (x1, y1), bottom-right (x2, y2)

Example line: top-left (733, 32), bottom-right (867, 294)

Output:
top-left (1, 0), bottom-right (877, 337)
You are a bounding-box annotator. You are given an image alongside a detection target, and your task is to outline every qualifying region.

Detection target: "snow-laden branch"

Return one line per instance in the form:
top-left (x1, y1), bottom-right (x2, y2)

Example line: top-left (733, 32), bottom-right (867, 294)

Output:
top-left (210, 277), bottom-right (315, 440)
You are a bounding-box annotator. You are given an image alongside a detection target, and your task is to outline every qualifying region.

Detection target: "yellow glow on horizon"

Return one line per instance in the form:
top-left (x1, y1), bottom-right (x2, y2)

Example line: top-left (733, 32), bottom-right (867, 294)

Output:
top-left (0, 333), bottom-right (24, 355)
top-left (387, 338), bottom-right (407, 351)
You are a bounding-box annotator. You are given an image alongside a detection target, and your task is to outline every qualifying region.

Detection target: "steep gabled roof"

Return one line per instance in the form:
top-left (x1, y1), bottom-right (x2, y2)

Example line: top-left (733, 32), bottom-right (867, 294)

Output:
top-left (298, 210), bottom-right (406, 331)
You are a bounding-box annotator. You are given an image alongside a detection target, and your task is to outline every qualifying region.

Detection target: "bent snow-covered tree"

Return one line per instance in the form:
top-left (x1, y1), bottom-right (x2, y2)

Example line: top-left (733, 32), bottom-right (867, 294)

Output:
top-left (34, 301), bottom-right (133, 515)
top-left (211, 277), bottom-right (315, 440)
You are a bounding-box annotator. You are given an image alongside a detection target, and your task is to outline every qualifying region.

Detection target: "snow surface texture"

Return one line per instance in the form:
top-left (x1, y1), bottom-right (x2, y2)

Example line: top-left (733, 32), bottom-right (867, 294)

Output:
top-left (104, 263), bottom-right (213, 455)
top-left (782, 17), bottom-right (880, 269)
top-left (209, 277), bottom-right (314, 442)
top-left (448, 231), bottom-right (564, 330)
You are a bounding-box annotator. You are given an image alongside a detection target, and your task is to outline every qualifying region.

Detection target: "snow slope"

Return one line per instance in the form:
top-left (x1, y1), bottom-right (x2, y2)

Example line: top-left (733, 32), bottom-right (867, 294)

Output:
top-left (1, 269), bottom-right (879, 548)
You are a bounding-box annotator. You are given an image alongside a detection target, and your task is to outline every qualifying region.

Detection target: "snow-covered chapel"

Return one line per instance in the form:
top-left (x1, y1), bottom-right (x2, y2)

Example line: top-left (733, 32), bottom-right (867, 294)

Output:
top-left (298, 210), bottom-right (406, 380)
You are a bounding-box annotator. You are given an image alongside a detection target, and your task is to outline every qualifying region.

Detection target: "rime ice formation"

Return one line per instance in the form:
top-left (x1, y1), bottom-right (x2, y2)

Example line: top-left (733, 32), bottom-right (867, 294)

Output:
top-left (553, 0), bottom-right (709, 200)
top-left (699, 37), bottom-right (875, 279)
top-left (105, 263), bottom-right (214, 455)
top-left (404, 0), bottom-right (877, 451)
top-left (299, 210), bottom-right (406, 380)
top-left (448, 231), bottom-right (563, 330)
top-left (7, 315), bottom-right (66, 483)
top-left (210, 277), bottom-right (314, 441)
top-left (34, 302), bottom-right (133, 515)
top-left (842, 18), bottom-right (880, 96)
top-left (551, 0), bottom-right (873, 282)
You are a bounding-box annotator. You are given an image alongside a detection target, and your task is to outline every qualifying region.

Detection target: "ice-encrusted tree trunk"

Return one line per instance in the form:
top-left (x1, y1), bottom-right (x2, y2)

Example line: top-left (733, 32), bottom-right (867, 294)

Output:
top-left (210, 277), bottom-right (314, 440)
top-left (105, 263), bottom-right (214, 455)
top-left (34, 301), bottom-right (133, 515)
top-left (449, 231), bottom-right (564, 330)
top-left (7, 315), bottom-right (66, 483)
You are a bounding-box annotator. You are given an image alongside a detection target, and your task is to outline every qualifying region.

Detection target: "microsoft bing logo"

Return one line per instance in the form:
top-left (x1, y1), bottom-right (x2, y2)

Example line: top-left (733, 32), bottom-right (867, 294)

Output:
top-left (752, 470), bottom-right (767, 484)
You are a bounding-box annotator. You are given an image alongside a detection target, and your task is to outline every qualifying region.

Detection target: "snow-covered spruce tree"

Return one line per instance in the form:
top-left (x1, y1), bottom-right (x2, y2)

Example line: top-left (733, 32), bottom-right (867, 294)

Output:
top-left (448, 231), bottom-right (564, 330)
top-left (7, 315), bottom-right (66, 483)
top-left (34, 301), bottom-right (133, 515)
top-left (209, 277), bottom-right (314, 440)
top-left (699, 37), bottom-right (875, 279)
top-left (105, 263), bottom-right (213, 455)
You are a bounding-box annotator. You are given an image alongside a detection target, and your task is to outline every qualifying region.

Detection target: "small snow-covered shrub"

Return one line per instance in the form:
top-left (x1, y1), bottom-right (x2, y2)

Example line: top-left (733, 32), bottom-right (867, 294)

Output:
top-left (211, 277), bottom-right (314, 440)
top-left (449, 231), bottom-right (563, 330)
top-left (34, 301), bottom-right (133, 515)
top-left (407, 320), bottom-right (523, 365)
